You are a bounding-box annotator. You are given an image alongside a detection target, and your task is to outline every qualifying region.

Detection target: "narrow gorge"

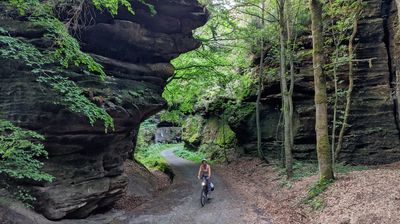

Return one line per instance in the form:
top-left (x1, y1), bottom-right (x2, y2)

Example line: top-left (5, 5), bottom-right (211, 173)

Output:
top-left (3, 0), bottom-right (400, 223)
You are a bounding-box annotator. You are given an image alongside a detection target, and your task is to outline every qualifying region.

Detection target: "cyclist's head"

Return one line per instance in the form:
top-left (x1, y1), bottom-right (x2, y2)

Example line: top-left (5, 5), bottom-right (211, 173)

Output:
top-left (201, 159), bottom-right (207, 164)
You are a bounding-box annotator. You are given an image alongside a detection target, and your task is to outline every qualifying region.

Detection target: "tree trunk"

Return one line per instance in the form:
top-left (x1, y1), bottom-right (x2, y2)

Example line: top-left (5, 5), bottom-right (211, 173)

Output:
top-left (256, 0), bottom-right (269, 163)
top-left (279, 0), bottom-right (293, 178)
top-left (310, 0), bottom-right (334, 181)
top-left (222, 114), bottom-right (229, 164)
top-left (335, 19), bottom-right (358, 160)
top-left (331, 46), bottom-right (340, 165)
top-left (286, 0), bottom-right (295, 167)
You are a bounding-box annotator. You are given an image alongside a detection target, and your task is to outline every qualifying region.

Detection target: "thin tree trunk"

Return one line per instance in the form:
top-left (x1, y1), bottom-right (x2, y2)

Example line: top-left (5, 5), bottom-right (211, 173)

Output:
top-left (279, 0), bottom-right (293, 178)
top-left (331, 47), bottom-right (339, 165)
top-left (310, 0), bottom-right (334, 181)
top-left (286, 0), bottom-right (295, 176)
top-left (222, 114), bottom-right (229, 164)
top-left (256, 0), bottom-right (269, 163)
top-left (335, 19), bottom-right (358, 159)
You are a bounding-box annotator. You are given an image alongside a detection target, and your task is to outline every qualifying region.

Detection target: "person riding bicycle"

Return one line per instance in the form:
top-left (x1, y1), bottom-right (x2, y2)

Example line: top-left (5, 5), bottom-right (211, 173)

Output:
top-left (197, 159), bottom-right (212, 191)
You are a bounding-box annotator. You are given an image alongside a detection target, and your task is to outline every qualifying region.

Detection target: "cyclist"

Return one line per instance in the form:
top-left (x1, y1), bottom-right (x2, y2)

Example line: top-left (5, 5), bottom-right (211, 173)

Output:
top-left (197, 159), bottom-right (211, 191)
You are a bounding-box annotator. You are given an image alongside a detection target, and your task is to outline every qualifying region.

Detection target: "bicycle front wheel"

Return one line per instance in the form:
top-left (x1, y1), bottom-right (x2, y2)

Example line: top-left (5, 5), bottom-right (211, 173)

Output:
top-left (200, 189), bottom-right (206, 207)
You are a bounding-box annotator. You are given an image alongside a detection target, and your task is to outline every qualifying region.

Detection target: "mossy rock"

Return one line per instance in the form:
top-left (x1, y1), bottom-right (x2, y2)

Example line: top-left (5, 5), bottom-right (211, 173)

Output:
top-left (199, 144), bottom-right (226, 162)
top-left (182, 115), bottom-right (204, 149)
top-left (225, 103), bottom-right (256, 129)
top-left (201, 117), bottom-right (236, 147)
top-left (215, 123), bottom-right (236, 147)
top-left (201, 117), bottom-right (219, 144)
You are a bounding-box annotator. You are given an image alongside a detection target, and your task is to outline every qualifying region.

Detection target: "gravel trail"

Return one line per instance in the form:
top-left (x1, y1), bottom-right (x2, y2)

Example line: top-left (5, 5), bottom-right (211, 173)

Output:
top-left (126, 149), bottom-right (268, 224)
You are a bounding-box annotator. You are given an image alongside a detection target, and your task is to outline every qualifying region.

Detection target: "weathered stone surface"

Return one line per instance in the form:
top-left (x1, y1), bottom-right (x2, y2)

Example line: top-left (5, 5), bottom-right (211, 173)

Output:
top-left (235, 0), bottom-right (400, 164)
top-left (0, 0), bottom-right (207, 220)
top-left (155, 127), bottom-right (182, 143)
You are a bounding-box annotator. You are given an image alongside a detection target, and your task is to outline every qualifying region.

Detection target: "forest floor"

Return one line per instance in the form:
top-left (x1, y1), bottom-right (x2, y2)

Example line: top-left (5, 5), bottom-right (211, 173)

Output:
top-left (219, 158), bottom-right (400, 224)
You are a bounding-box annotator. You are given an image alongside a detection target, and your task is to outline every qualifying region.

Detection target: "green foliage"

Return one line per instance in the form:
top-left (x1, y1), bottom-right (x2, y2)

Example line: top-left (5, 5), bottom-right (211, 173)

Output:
top-left (159, 110), bottom-right (184, 125)
top-left (0, 1), bottom-right (115, 130)
top-left (135, 144), bottom-right (178, 172)
top-left (200, 117), bottom-right (236, 147)
top-left (37, 76), bottom-right (114, 132)
top-left (163, 1), bottom-right (255, 116)
top-left (182, 115), bottom-right (204, 147)
top-left (215, 122), bottom-right (236, 147)
top-left (303, 179), bottom-right (333, 210)
top-left (0, 30), bottom-right (47, 67)
top-left (35, 18), bottom-right (106, 80)
top-left (173, 145), bottom-right (206, 163)
top-left (92, 0), bottom-right (155, 15)
top-left (0, 119), bottom-right (53, 182)
top-left (173, 144), bottom-right (225, 164)
top-left (198, 144), bottom-right (227, 163)
top-left (306, 197), bottom-right (325, 211)
top-left (8, 0), bottom-right (41, 15)
top-left (14, 189), bottom-right (36, 208)
top-left (224, 103), bottom-right (256, 127)
top-left (334, 163), bottom-right (368, 174)
top-left (92, 0), bottom-right (134, 15)
top-left (136, 118), bottom-right (157, 149)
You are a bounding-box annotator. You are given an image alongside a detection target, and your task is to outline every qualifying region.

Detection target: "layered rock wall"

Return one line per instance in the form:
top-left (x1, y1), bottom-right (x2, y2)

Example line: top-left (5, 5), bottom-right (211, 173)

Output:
top-left (0, 0), bottom-right (207, 220)
top-left (236, 0), bottom-right (400, 164)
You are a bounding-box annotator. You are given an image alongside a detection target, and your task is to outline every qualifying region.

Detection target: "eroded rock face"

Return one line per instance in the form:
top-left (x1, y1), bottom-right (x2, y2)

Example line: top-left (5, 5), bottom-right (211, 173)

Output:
top-left (235, 0), bottom-right (400, 164)
top-left (0, 0), bottom-right (207, 220)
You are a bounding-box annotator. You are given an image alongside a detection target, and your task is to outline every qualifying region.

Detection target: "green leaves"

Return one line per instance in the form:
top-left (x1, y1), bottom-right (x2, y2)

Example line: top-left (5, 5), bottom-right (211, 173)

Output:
top-left (37, 76), bottom-right (115, 132)
top-left (35, 18), bottom-right (107, 80)
top-left (0, 1), bottom-right (115, 131)
top-left (0, 29), bottom-right (47, 67)
top-left (163, 1), bottom-right (254, 116)
top-left (92, 0), bottom-right (134, 15)
top-left (0, 120), bottom-right (53, 182)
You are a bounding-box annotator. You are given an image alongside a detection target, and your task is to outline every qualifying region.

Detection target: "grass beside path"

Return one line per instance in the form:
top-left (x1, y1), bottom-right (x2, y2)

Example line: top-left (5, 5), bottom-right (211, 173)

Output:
top-left (135, 143), bottom-right (180, 172)
top-left (173, 144), bottom-right (205, 163)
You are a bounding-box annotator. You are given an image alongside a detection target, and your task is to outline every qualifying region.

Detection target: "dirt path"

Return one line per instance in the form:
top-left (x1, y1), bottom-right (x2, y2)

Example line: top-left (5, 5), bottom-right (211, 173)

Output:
top-left (125, 149), bottom-right (269, 224)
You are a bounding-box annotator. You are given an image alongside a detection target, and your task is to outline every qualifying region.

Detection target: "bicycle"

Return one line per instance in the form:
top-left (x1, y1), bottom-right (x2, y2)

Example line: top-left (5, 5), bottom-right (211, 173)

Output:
top-left (200, 176), bottom-right (209, 207)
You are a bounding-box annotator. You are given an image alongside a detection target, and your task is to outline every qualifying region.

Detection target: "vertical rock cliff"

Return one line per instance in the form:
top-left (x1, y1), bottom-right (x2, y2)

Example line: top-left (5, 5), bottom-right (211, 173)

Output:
top-left (0, 0), bottom-right (207, 220)
top-left (235, 0), bottom-right (400, 165)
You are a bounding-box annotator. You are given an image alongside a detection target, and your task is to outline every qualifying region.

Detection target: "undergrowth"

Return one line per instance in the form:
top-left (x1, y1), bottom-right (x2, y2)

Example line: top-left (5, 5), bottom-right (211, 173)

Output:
top-left (135, 144), bottom-right (178, 173)
top-left (173, 144), bottom-right (206, 163)
top-left (303, 179), bottom-right (333, 211)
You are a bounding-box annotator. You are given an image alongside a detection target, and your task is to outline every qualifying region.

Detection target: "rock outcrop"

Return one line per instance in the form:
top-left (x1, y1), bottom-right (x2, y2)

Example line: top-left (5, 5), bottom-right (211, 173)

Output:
top-left (235, 0), bottom-right (400, 165)
top-left (0, 0), bottom-right (207, 220)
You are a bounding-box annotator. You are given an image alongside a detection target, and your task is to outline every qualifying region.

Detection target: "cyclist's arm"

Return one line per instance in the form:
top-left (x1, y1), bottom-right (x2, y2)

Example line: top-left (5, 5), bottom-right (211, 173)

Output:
top-left (197, 166), bottom-right (201, 178)
top-left (208, 165), bottom-right (211, 178)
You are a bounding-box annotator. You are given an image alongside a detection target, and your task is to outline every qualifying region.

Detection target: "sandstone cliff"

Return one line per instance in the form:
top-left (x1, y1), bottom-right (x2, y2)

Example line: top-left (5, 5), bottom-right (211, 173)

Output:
top-left (235, 0), bottom-right (400, 165)
top-left (0, 0), bottom-right (207, 220)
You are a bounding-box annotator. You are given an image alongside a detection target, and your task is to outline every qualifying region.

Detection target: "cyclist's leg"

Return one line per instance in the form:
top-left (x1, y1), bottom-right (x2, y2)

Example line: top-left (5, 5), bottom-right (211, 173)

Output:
top-left (205, 176), bottom-right (211, 192)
